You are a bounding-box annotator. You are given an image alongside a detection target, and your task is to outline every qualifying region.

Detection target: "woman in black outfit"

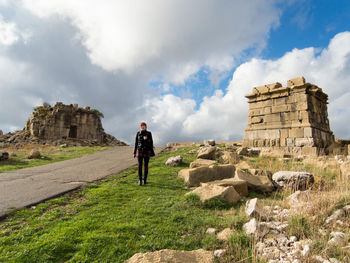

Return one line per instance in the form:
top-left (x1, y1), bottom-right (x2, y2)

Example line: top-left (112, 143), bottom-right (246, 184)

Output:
top-left (134, 122), bottom-right (154, 185)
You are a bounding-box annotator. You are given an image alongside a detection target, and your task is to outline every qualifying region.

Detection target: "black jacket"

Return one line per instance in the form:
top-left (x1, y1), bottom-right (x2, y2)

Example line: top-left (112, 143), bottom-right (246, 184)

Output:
top-left (134, 130), bottom-right (154, 155)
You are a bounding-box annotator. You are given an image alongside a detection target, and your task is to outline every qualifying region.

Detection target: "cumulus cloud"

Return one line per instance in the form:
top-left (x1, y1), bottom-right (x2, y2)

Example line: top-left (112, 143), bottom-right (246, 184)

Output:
top-left (179, 31), bottom-right (350, 141)
top-left (22, 0), bottom-right (280, 84)
top-left (0, 0), bottom-right (283, 145)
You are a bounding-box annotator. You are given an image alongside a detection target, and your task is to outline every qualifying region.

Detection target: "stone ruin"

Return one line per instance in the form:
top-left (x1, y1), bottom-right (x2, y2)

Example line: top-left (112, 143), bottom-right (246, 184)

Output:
top-left (243, 77), bottom-right (335, 156)
top-left (0, 102), bottom-right (127, 148)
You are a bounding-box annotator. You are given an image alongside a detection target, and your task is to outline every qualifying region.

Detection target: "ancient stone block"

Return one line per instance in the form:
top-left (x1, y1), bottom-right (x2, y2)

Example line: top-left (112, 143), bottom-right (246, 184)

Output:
top-left (289, 128), bottom-right (304, 138)
top-left (243, 77), bottom-right (334, 156)
top-left (287, 76), bottom-right (305, 87)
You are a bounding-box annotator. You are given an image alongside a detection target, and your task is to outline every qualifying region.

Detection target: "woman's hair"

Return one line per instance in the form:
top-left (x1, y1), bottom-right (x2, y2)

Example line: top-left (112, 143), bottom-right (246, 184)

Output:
top-left (140, 122), bottom-right (147, 127)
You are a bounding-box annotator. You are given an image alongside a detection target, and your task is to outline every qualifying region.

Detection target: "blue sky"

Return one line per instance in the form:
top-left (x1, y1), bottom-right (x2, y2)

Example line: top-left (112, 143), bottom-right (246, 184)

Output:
top-left (161, 0), bottom-right (350, 108)
top-left (0, 0), bottom-right (350, 144)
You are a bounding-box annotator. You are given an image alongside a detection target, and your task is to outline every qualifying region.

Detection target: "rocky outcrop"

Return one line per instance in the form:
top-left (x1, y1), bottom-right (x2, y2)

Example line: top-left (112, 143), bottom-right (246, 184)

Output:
top-left (272, 171), bottom-right (314, 190)
top-left (188, 184), bottom-right (240, 204)
top-left (189, 159), bottom-right (216, 168)
top-left (178, 164), bottom-right (235, 187)
top-left (125, 249), bottom-right (214, 263)
top-left (197, 146), bottom-right (216, 160)
top-left (200, 178), bottom-right (248, 197)
top-left (0, 102), bottom-right (127, 148)
top-left (165, 156), bottom-right (183, 166)
top-left (234, 169), bottom-right (274, 193)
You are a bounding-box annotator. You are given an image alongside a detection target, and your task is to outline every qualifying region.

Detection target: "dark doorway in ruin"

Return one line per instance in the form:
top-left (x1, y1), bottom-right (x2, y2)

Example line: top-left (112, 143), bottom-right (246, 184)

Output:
top-left (69, 125), bottom-right (77, 138)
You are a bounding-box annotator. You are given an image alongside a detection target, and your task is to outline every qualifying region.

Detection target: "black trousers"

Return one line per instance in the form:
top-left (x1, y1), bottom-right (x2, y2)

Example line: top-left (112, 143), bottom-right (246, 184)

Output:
top-left (137, 156), bottom-right (150, 180)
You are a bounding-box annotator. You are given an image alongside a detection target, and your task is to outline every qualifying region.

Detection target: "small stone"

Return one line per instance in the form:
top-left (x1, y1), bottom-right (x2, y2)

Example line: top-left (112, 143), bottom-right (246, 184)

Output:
top-left (213, 249), bottom-right (226, 258)
top-left (165, 155), bottom-right (183, 166)
top-left (313, 255), bottom-right (325, 262)
top-left (289, 236), bottom-right (298, 243)
top-left (28, 150), bottom-right (41, 159)
top-left (301, 244), bottom-right (310, 257)
top-left (204, 139), bottom-right (215, 146)
top-left (0, 150), bottom-right (9, 161)
top-left (245, 198), bottom-right (266, 219)
top-left (329, 258), bottom-right (340, 263)
top-left (335, 220), bottom-right (343, 226)
top-left (328, 232), bottom-right (346, 246)
top-left (325, 209), bottom-right (345, 224)
top-left (343, 204), bottom-right (350, 213)
top-left (243, 218), bottom-right (258, 235)
top-left (205, 228), bottom-right (216, 235)
top-left (217, 228), bottom-right (234, 241)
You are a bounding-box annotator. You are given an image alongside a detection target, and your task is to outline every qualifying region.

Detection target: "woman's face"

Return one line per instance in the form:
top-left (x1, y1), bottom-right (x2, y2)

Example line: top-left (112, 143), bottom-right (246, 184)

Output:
top-left (140, 124), bottom-right (147, 131)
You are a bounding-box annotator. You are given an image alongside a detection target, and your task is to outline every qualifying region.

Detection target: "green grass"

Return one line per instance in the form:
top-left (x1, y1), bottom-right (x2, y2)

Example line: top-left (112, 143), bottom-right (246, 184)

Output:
top-left (0, 146), bottom-right (110, 173)
top-left (0, 146), bottom-right (250, 263)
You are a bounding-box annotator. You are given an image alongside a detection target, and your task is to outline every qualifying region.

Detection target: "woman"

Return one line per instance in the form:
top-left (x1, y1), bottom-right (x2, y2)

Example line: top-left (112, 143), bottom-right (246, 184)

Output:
top-left (134, 122), bottom-right (154, 186)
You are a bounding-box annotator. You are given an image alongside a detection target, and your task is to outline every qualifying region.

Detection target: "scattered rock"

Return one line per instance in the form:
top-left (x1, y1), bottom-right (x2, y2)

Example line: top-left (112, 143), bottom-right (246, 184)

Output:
top-left (217, 228), bottom-right (235, 241)
top-left (245, 198), bottom-right (267, 219)
top-left (213, 249), bottom-right (226, 258)
top-left (178, 164), bottom-right (235, 187)
top-left (325, 209), bottom-right (345, 224)
top-left (243, 218), bottom-right (258, 235)
top-left (197, 146), bottom-right (216, 160)
top-left (201, 178), bottom-right (248, 197)
top-left (60, 144), bottom-right (68, 148)
top-left (0, 150), bottom-right (9, 161)
top-left (28, 150), bottom-right (41, 159)
top-left (235, 168), bottom-right (274, 193)
top-left (236, 147), bottom-right (249, 156)
top-left (187, 184), bottom-right (240, 204)
top-left (287, 190), bottom-right (311, 209)
top-left (187, 149), bottom-right (198, 154)
top-left (124, 249), bottom-right (214, 263)
top-left (272, 171), bottom-right (314, 190)
top-left (328, 232), bottom-right (346, 246)
top-left (189, 159), bottom-right (216, 168)
top-left (204, 139), bottom-right (215, 146)
top-left (218, 151), bottom-right (239, 164)
top-left (165, 155), bottom-right (183, 166)
top-left (205, 228), bottom-right (216, 235)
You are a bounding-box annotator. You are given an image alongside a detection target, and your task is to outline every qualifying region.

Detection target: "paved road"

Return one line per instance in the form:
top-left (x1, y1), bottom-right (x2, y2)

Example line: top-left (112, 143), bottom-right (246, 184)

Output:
top-left (0, 146), bottom-right (165, 218)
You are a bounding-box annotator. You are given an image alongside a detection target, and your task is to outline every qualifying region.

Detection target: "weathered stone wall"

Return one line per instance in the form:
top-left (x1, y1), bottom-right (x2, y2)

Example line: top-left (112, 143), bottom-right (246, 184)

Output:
top-left (243, 77), bottom-right (334, 156)
top-left (25, 102), bottom-right (105, 143)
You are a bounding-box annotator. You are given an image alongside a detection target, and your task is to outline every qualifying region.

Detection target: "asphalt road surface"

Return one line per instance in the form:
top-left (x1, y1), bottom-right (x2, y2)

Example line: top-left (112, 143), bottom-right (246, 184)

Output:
top-left (0, 146), bottom-right (165, 218)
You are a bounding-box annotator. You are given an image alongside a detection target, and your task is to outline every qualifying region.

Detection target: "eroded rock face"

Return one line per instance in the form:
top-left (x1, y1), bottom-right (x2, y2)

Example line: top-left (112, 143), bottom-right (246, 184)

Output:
top-left (125, 249), bottom-right (214, 263)
top-left (272, 171), bottom-right (314, 190)
top-left (189, 159), bottom-right (216, 168)
top-left (218, 151), bottom-right (239, 164)
top-left (200, 178), bottom-right (248, 197)
top-left (235, 169), bottom-right (274, 193)
top-left (178, 164), bottom-right (235, 187)
top-left (188, 184), bottom-right (240, 204)
top-left (197, 146), bottom-right (216, 160)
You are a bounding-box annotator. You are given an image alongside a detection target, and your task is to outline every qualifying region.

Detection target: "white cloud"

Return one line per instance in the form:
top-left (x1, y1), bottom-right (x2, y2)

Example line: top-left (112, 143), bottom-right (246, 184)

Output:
top-left (178, 31), bottom-right (350, 141)
top-left (22, 0), bottom-right (280, 84)
top-left (0, 16), bottom-right (20, 46)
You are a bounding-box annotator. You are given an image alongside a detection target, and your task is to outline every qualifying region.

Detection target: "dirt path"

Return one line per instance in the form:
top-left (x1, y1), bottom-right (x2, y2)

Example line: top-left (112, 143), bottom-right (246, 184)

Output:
top-left (0, 146), bottom-right (165, 218)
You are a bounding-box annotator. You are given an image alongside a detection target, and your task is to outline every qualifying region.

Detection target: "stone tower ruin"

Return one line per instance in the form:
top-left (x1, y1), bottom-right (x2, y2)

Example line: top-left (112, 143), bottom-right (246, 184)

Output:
top-left (25, 102), bottom-right (105, 142)
top-left (243, 77), bottom-right (334, 156)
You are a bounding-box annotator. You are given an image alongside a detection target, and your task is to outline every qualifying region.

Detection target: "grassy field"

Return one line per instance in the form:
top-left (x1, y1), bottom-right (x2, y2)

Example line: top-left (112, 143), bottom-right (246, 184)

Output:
top-left (0, 146), bottom-right (110, 173)
top-left (0, 146), bottom-right (258, 262)
top-left (0, 145), bottom-right (349, 262)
